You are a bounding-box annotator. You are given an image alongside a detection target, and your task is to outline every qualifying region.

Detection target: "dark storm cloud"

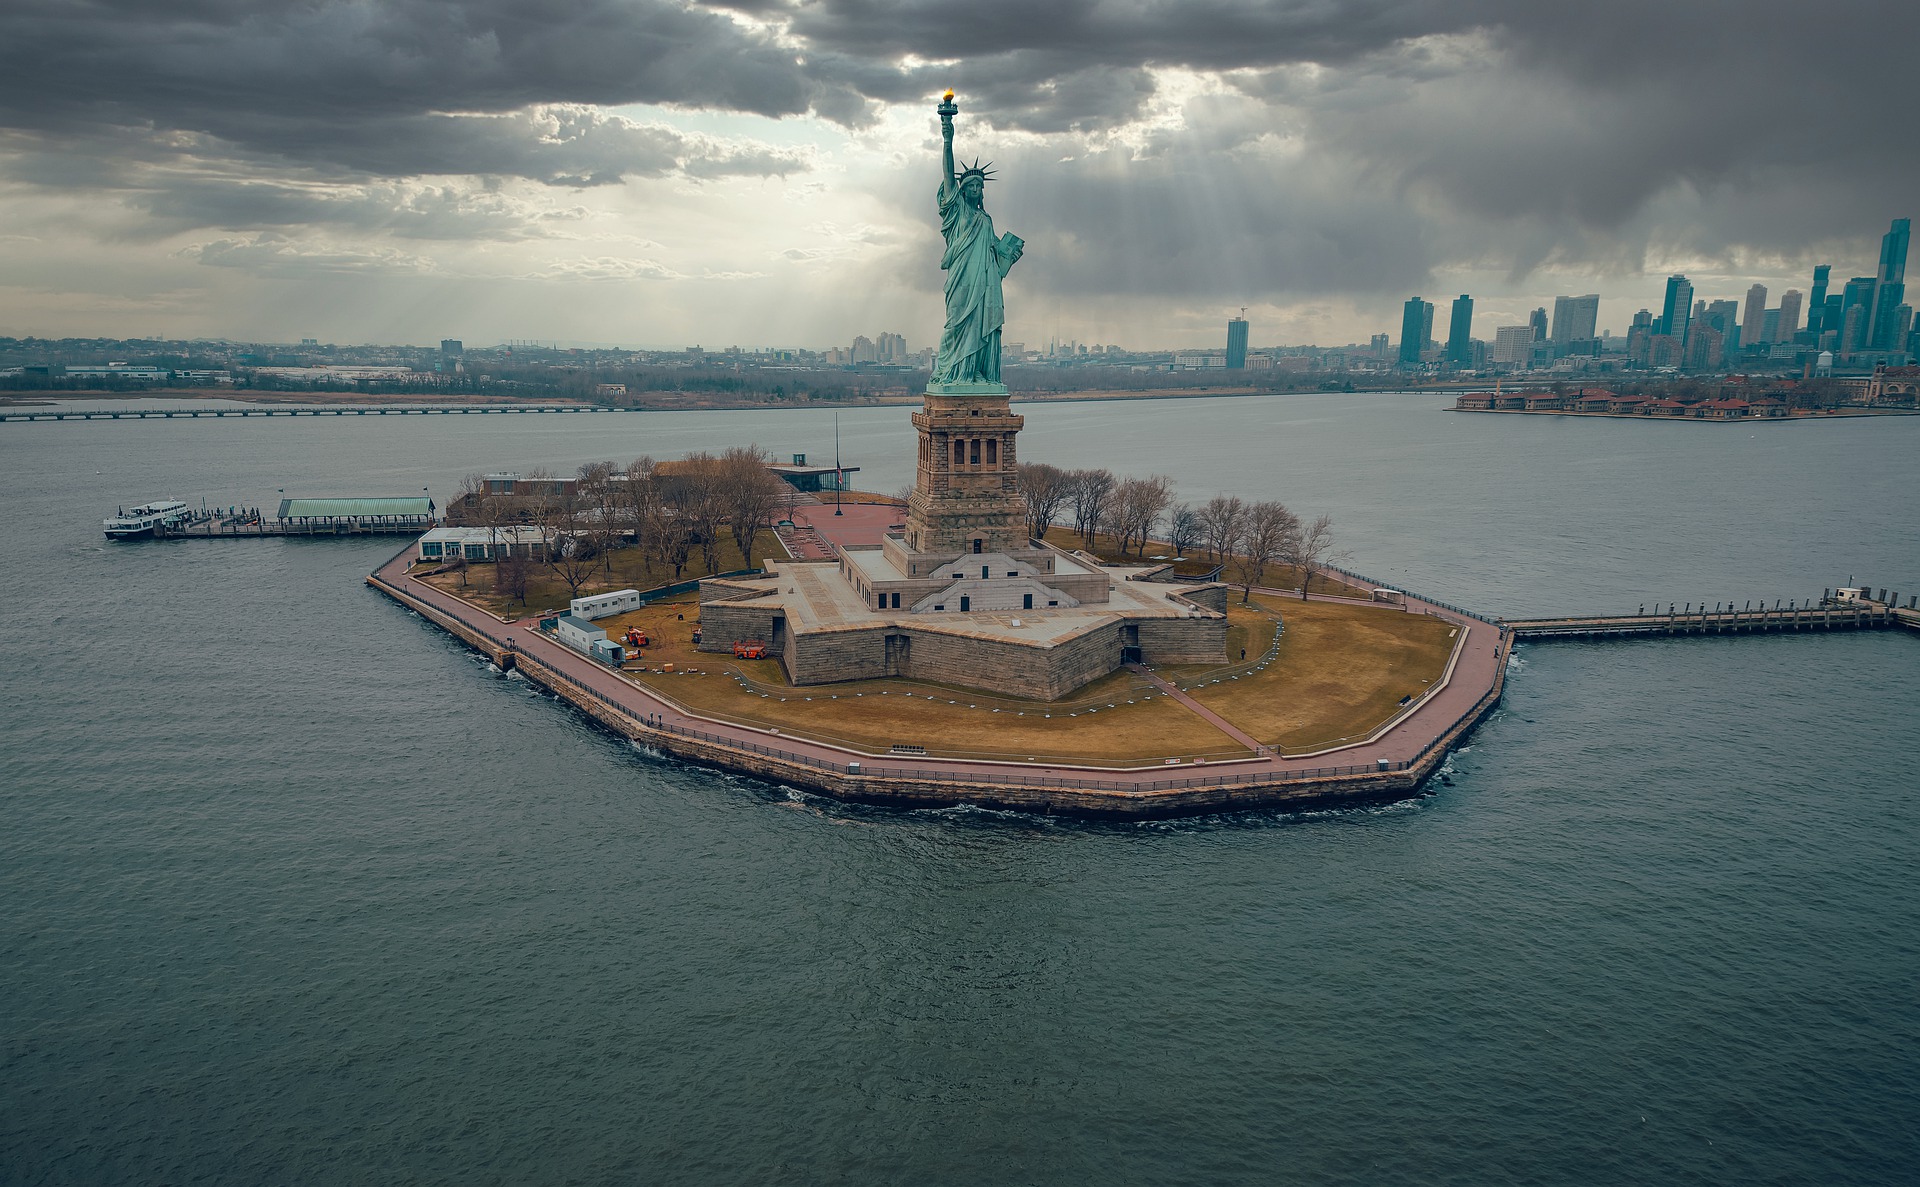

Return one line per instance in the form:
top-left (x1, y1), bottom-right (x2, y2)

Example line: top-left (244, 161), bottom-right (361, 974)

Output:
top-left (0, 0), bottom-right (834, 225)
top-left (0, 0), bottom-right (1911, 290)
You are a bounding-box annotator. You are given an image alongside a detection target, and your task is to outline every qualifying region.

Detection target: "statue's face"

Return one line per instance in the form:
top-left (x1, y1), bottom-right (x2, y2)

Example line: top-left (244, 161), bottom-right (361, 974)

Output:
top-left (961, 176), bottom-right (984, 206)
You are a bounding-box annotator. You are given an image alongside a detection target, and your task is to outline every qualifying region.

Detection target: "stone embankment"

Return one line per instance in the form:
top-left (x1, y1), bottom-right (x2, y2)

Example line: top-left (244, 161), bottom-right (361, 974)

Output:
top-left (368, 547), bottom-right (1509, 819)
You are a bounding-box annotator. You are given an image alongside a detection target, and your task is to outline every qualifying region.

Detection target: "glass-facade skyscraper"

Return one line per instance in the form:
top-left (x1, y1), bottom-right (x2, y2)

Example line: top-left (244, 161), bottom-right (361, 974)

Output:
top-left (1869, 218), bottom-right (1909, 350)
top-left (1398, 297), bottom-right (1431, 365)
top-left (1658, 275), bottom-right (1693, 342)
top-left (1446, 295), bottom-right (1473, 367)
top-left (1225, 316), bottom-right (1248, 369)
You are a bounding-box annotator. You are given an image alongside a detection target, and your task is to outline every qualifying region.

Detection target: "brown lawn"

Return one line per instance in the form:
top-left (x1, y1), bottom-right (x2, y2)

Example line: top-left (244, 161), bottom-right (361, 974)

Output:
top-left (1182, 595), bottom-right (1460, 753)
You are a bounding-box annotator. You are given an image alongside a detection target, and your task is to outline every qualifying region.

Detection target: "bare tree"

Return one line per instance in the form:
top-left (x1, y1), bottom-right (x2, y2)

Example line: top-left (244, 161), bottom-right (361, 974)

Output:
top-left (1167, 502), bottom-right (1201, 557)
top-left (719, 445), bottom-right (783, 568)
top-left (454, 471), bottom-right (486, 525)
top-left (1067, 467), bottom-right (1116, 548)
top-left (497, 549), bottom-right (532, 605)
top-left (1017, 462), bottom-right (1071, 543)
top-left (666, 452), bottom-right (728, 575)
top-left (1198, 494), bottom-right (1247, 565)
top-left (623, 455), bottom-right (658, 564)
top-left (1125, 474), bottom-right (1175, 557)
top-left (544, 499), bottom-right (601, 598)
top-left (1289, 513), bottom-right (1340, 600)
top-left (576, 460), bottom-right (622, 579)
top-left (1233, 500), bottom-right (1300, 604)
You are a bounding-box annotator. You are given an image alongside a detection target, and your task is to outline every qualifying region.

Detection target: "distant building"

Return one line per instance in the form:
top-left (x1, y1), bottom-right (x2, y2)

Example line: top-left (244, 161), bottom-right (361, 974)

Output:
top-left (1741, 284), bottom-right (1768, 347)
top-left (1685, 323), bottom-right (1724, 370)
top-left (1492, 325), bottom-right (1536, 365)
top-left (1658, 274), bottom-right (1694, 342)
top-left (440, 339), bottom-right (463, 357)
top-left (1705, 299), bottom-right (1741, 351)
top-left (851, 335), bottom-right (877, 364)
top-left (1446, 295), bottom-right (1474, 367)
top-left (1839, 277), bottom-right (1877, 355)
top-left (1528, 307), bottom-right (1548, 341)
top-left (1225, 316), bottom-right (1248, 368)
top-left (1869, 217), bottom-right (1909, 350)
top-left (1398, 298), bottom-right (1432, 365)
top-left (1807, 265), bottom-right (1832, 336)
top-left (1550, 294), bottom-right (1600, 345)
top-left (1777, 290), bottom-right (1803, 344)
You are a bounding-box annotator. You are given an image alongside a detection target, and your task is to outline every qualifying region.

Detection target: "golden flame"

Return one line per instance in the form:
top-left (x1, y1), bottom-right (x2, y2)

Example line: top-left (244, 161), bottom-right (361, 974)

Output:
top-left (942, 89), bottom-right (955, 102)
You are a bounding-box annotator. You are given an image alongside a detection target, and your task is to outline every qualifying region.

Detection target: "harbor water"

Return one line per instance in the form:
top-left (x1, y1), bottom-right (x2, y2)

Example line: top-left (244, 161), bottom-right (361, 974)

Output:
top-left (2, 394), bottom-right (1916, 1184)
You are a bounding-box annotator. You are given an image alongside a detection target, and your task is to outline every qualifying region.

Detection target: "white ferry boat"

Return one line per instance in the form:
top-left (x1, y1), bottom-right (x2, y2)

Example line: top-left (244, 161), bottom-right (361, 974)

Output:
top-left (103, 500), bottom-right (192, 540)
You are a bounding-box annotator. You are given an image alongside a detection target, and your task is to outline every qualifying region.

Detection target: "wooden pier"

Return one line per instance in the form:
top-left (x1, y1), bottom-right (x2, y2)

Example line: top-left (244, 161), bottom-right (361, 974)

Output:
top-left (153, 516), bottom-right (436, 539)
top-left (1507, 599), bottom-right (1916, 640)
top-left (4, 403), bottom-right (631, 422)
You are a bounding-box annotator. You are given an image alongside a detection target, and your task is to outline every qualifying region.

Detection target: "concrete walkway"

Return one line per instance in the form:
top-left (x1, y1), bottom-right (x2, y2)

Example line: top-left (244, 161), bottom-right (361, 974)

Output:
top-left (374, 549), bottom-right (1506, 797)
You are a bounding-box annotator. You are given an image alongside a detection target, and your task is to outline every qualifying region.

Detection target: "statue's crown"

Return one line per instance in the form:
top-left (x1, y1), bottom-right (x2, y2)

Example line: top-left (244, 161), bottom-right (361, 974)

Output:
top-left (958, 157), bottom-right (995, 184)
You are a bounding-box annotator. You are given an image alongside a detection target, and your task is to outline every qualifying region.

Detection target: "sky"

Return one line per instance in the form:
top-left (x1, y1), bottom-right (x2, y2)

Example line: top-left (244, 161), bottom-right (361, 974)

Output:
top-left (0, 1), bottom-right (1912, 352)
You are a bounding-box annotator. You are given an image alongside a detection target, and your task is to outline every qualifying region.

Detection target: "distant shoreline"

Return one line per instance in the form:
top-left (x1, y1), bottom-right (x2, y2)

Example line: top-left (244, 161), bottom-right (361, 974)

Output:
top-left (1455, 407), bottom-right (1918, 423)
top-left (3, 385), bottom-right (1439, 412)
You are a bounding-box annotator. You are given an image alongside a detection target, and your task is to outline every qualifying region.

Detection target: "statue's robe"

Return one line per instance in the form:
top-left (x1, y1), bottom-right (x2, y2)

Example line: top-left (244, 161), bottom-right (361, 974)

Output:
top-left (932, 177), bottom-right (1018, 384)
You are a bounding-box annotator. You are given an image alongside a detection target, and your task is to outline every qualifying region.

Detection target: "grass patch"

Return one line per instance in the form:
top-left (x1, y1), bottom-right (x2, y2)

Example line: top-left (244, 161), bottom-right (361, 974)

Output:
top-left (1183, 596), bottom-right (1459, 753)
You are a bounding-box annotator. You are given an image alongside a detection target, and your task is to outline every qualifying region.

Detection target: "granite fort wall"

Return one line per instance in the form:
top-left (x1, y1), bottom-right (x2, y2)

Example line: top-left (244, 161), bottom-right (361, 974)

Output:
top-left (1136, 614), bottom-right (1229, 664)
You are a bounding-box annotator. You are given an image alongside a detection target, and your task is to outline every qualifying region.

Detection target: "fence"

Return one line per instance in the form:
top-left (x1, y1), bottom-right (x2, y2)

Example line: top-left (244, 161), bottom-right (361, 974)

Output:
top-left (1320, 561), bottom-right (1506, 627)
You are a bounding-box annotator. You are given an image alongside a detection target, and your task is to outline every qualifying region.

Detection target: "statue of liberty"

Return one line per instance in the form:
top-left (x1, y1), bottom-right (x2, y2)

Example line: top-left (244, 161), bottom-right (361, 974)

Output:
top-left (931, 91), bottom-right (1023, 387)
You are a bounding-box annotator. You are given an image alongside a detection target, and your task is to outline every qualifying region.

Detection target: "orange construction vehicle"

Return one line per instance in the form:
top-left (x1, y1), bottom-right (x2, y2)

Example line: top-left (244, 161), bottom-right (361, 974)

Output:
top-left (624, 627), bottom-right (651, 649)
top-left (732, 639), bottom-right (768, 659)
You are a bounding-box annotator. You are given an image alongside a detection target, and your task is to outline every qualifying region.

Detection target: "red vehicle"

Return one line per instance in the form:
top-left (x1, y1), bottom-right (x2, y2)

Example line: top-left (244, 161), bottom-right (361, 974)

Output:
top-left (624, 627), bottom-right (651, 648)
top-left (732, 639), bottom-right (768, 659)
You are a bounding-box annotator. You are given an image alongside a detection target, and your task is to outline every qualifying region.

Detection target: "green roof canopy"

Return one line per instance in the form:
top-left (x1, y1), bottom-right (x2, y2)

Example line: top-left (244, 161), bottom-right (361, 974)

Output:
top-left (278, 497), bottom-right (433, 519)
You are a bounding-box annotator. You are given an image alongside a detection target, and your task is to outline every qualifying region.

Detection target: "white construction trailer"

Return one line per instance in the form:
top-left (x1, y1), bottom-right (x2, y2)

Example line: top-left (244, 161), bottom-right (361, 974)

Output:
top-left (569, 589), bottom-right (642, 620)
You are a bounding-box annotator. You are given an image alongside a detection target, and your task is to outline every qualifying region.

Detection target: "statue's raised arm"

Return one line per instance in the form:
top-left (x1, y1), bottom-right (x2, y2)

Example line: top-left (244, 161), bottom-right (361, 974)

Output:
top-left (930, 92), bottom-right (1022, 390)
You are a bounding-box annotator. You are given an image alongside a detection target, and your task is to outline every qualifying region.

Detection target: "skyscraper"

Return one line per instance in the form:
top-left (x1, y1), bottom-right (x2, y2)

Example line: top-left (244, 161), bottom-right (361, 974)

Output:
top-left (1868, 217), bottom-right (1909, 350)
top-left (1807, 265), bottom-right (1831, 335)
top-left (1398, 297), bottom-right (1431, 365)
top-left (1528, 307), bottom-right (1548, 341)
top-left (1706, 299), bottom-right (1741, 351)
top-left (1658, 275), bottom-right (1693, 342)
top-left (1549, 294), bottom-right (1600, 345)
top-left (1741, 284), bottom-right (1768, 348)
top-left (1840, 276), bottom-right (1877, 355)
top-left (1225, 315), bottom-right (1249, 369)
top-left (1446, 294), bottom-right (1474, 367)
top-left (1776, 290), bottom-right (1803, 343)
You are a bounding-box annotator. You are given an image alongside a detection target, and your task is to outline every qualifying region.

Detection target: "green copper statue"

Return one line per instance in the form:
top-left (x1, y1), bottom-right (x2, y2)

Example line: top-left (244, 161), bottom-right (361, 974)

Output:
top-left (932, 91), bottom-right (1023, 387)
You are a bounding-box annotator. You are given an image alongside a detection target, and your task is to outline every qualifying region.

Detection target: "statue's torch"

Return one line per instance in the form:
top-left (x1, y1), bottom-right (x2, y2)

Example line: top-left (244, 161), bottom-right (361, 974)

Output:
top-left (937, 89), bottom-right (958, 126)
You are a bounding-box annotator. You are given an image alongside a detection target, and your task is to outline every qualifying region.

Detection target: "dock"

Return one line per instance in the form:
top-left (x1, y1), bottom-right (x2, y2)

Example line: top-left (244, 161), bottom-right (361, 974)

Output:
top-left (4, 403), bottom-right (632, 422)
top-left (1507, 597), bottom-right (1917, 639)
top-left (158, 516), bottom-right (435, 538)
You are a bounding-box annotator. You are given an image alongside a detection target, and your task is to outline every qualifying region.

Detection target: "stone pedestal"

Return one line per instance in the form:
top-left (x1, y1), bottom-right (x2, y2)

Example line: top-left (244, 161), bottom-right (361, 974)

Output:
top-left (904, 383), bottom-right (1027, 555)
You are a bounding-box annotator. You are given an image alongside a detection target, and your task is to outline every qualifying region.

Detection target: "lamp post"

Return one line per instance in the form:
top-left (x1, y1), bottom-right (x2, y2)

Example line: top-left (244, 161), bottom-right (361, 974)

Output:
top-left (834, 411), bottom-right (843, 516)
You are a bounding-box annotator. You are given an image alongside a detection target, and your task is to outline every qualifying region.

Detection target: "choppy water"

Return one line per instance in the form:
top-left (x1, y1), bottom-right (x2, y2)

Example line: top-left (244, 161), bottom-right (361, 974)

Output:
top-left (3, 395), bottom-right (1917, 1184)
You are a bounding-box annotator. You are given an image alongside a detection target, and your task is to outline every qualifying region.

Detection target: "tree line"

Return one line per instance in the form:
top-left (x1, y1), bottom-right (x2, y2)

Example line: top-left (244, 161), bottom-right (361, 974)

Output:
top-left (1017, 463), bottom-right (1341, 602)
top-left (453, 446), bottom-right (788, 599)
